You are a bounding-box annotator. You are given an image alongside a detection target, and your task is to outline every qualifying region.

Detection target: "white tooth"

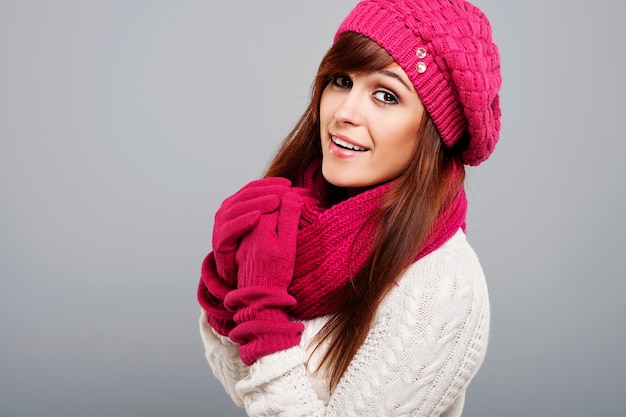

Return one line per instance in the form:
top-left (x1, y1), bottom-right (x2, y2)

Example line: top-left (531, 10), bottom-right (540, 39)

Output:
top-left (332, 136), bottom-right (366, 151)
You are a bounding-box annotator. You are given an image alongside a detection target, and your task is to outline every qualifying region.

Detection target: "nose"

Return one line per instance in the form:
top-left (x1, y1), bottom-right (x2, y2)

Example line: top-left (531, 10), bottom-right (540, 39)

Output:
top-left (334, 88), bottom-right (364, 126)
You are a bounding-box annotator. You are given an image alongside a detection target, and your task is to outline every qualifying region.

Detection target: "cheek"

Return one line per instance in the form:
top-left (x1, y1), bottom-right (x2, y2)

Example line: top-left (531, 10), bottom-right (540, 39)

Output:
top-left (319, 90), bottom-right (333, 126)
top-left (379, 123), bottom-right (419, 172)
top-left (386, 142), bottom-right (415, 174)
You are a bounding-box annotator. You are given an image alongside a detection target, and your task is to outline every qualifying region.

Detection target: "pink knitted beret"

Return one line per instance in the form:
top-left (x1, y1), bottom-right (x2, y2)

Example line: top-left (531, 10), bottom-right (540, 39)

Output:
top-left (335, 0), bottom-right (502, 166)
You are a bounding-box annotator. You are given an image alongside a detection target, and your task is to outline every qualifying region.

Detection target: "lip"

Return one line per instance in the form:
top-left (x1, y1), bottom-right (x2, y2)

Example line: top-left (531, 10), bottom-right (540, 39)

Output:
top-left (327, 133), bottom-right (370, 159)
top-left (329, 132), bottom-right (370, 152)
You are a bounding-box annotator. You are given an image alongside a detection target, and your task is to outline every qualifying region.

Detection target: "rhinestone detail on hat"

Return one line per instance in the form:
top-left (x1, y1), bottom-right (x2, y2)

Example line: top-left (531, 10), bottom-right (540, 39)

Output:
top-left (416, 47), bottom-right (427, 59)
top-left (416, 62), bottom-right (427, 74)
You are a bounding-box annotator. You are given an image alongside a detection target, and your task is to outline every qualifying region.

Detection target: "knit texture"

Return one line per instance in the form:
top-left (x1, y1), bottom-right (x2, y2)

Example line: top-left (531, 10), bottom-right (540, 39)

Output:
top-left (289, 160), bottom-right (467, 318)
top-left (221, 191), bottom-right (306, 365)
top-left (198, 161), bottom-right (467, 328)
top-left (335, 0), bottom-right (502, 166)
top-left (212, 177), bottom-right (294, 286)
top-left (197, 251), bottom-right (236, 336)
top-left (199, 229), bottom-right (490, 416)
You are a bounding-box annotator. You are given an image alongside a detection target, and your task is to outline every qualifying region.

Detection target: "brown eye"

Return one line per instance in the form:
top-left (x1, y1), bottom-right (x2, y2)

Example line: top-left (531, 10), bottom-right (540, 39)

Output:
top-left (332, 75), bottom-right (353, 89)
top-left (373, 90), bottom-right (398, 104)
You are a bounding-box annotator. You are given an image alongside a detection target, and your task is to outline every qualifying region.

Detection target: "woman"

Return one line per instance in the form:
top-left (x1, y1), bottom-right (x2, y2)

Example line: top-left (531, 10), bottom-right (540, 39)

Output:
top-left (198, 0), bottom-right (501, 415)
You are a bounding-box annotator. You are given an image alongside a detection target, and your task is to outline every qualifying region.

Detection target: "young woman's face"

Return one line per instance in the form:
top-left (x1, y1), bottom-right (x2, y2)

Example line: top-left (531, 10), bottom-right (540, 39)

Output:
top-left (319, 63), bottom-right (425, 193)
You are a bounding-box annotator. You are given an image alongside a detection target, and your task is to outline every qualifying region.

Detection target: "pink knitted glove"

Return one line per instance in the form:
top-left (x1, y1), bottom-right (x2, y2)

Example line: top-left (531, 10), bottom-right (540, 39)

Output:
top-left (197, 252), bottom-right (235, 336)
top-left (224, 192), bottom-right (305, 366)
top-left (212, 178), bottom-right (294, 287)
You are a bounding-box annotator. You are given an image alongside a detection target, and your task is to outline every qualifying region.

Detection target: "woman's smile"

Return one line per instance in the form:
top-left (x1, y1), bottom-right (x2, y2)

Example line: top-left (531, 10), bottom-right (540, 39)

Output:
top-left (329, 133), bottom-right (370, 154)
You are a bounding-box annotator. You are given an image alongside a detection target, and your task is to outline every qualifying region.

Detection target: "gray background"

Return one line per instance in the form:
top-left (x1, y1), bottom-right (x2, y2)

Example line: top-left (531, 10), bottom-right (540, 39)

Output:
top-left (1, 1), bottom-right (624, 416)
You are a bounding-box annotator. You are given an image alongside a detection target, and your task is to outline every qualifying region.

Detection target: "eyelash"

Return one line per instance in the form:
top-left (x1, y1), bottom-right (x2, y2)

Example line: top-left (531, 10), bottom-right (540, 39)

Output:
top-left (330, 75), bottom-right (399, 105)
top-left (331, 75), bottom-right (353, 89)
top-left (373, 90), bottom-right (399, 105)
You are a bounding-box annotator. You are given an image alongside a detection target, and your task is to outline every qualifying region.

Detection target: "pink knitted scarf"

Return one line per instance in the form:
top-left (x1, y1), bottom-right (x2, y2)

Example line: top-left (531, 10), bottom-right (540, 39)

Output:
top-left (288, 160), bottom-right (467, 319)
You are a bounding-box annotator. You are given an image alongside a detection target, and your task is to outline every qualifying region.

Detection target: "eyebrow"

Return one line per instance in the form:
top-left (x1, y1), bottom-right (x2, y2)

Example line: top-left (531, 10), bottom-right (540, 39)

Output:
top-left (376, 69), bottom-right (414, 92)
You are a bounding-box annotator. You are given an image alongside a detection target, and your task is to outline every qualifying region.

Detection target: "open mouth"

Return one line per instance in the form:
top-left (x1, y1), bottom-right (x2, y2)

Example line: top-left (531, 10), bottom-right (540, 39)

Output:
top-left (331, 136), bottom-right (369, 152)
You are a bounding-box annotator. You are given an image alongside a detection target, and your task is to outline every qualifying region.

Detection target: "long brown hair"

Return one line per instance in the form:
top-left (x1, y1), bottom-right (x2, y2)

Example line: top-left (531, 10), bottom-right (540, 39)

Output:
top-left (265, 32), bottom-right (465, 391)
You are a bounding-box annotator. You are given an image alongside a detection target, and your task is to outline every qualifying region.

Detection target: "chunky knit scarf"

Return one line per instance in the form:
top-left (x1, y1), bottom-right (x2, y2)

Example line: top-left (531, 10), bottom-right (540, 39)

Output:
top-left (288, 160), bottom-right (467, 319)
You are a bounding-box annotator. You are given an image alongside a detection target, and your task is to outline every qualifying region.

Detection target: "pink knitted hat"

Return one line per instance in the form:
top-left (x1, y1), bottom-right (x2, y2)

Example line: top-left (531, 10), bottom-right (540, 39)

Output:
top-left (335, 0), bottom-right (502, 166)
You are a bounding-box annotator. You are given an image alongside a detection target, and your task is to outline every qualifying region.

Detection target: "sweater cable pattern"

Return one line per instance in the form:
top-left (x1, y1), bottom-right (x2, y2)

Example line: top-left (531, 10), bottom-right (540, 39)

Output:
top-left (200, 229), bottom-right (489, 417)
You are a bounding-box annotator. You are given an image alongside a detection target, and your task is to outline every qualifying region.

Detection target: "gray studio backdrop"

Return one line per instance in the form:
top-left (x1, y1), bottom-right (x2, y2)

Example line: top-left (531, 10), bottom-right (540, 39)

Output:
top-left (1, 1), bottom-right (624, 416)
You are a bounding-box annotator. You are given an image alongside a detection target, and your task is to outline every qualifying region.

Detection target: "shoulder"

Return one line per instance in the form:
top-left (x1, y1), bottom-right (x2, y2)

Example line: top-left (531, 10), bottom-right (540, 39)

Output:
top-left (324, 230), bottom-right (491, 415)
top-left (377, 228), bottom-right (490, 365)
top-left (394, 229), bottom-right (488, 312)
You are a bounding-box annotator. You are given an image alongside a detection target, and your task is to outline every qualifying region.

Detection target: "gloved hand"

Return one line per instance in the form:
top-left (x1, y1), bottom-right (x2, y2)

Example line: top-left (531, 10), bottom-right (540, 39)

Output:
top-left (224, 191), bottom-right (305, 366)
top-left (197, 252), bottom-right (235, 336)
top-left (212, 178), bottom-right (294, 287)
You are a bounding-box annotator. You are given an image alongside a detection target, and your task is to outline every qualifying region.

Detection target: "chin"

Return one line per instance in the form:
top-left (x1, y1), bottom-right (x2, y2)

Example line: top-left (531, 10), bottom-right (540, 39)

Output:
top-left (321, 166), bottom-right (367, 189)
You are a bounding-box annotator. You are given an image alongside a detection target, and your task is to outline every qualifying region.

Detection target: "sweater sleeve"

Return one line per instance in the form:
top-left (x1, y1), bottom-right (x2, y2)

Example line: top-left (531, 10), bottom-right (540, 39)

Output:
top-left (231, 231), bottom-right (491, 417)
top-left (199, 310), bottom-right (249, 408)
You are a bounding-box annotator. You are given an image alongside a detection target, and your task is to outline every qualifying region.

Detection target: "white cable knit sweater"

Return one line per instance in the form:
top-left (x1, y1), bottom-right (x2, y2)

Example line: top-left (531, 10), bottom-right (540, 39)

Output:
top-left (199, 229), bottom-right (490, 417)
